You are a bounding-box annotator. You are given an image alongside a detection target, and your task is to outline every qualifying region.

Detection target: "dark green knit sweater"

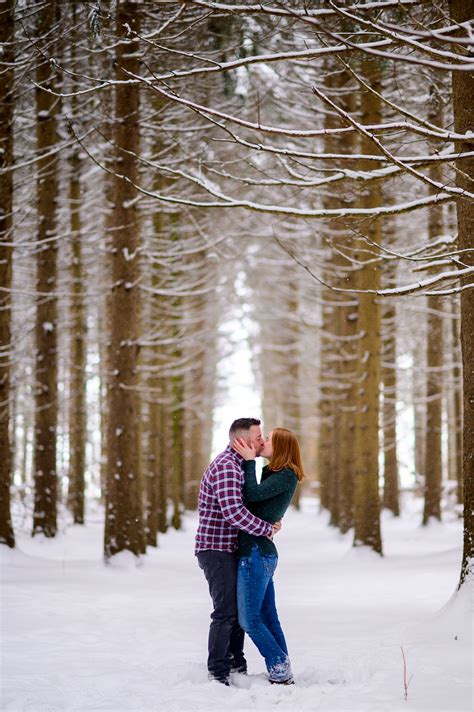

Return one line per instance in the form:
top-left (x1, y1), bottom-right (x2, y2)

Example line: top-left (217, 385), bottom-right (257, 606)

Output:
top-left (237, 460), bottom-right (298, 558)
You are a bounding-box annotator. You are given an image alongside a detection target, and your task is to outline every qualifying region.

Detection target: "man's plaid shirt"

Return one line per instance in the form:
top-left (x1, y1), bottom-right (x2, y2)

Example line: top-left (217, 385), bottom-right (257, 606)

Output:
top-left (195, 445), bottom-right (272, 554)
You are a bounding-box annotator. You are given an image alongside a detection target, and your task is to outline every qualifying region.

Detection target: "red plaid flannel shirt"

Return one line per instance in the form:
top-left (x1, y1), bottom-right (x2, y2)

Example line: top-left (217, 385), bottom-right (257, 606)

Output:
top-left (194, 446), bottom-right (273, 554)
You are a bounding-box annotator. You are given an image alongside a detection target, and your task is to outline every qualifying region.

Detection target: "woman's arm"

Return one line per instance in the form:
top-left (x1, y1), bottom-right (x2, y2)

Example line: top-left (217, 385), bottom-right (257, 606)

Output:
top-left (243, 460), bottom-right (296, 502)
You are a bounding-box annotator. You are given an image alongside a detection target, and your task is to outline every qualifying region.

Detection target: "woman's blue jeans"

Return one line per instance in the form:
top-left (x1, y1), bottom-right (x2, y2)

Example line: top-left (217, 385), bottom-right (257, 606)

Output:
top-left (237, 544), bottom-right (292, 682)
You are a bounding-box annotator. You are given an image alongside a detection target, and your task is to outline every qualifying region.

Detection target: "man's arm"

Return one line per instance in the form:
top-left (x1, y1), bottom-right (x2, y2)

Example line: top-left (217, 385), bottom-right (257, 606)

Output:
top-left (213, 459), bottom-right (274, 538)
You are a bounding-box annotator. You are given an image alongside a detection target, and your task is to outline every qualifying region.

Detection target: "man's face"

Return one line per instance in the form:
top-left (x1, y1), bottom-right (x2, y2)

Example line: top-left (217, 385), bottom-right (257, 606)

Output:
top-left (247, 425), bottom-right (264, 456)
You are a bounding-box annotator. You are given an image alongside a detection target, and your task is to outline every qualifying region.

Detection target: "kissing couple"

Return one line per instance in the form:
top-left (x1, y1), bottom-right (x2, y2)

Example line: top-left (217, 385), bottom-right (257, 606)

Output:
top-left (194, 417), bottom-right (305, 687)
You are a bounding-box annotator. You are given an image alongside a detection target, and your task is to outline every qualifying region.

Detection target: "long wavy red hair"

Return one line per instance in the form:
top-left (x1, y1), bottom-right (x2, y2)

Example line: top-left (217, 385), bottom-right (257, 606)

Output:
top-left (267, 428), bottom-right (306, 482)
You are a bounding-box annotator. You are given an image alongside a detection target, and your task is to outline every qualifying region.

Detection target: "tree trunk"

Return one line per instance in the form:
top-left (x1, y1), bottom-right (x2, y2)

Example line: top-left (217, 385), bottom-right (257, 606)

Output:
top-left (422, 295), bottom-right (444, 524)
top-left (32, 0), bottom-right (60, 538)
top-left (98, 13), bottom-right (115, 507)
top-left (449, 0), bottom-right (474, 588)
top-left (382, 308), bottom-right (399, 515)
top-left (104, 1), bottom-right (145, 559)
top-left (68, 152), bottom-right (87, 524)
top-left (67, 9), bottom-right (87, 525)
top-left (157, 378), bottom-right (169, 534)
top-left (287, 283), bottom-right (302, 509)
top-left (0, 0), bottom-right (15, 547)
top-left (334, 86), bottom-right (358, 534)
top-left (146, 394), bottom-right (160, 546)
top-left (318, 293), bottom-right (337, 520)
top-left (450, 296), bottom-right (463, 505)
top-left (318, 67), bottom-right (343, 520)
top-left (169, 210), bottom-right (184, 531)
top-left (381, 245), bottom-right (399, 516)
top-left (352, 55), bottom-right (383, 555)
top-left (98, 308), bottom-right (108, 504)
top-left (170, 368), bottom-right (184, 530)
top-left (422, 91), bottom-right (445, 525)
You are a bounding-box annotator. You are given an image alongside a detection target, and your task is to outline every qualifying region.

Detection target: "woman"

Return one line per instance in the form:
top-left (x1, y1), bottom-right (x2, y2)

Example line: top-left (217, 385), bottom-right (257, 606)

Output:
top-left (232, 428), bottom-right (305, 685)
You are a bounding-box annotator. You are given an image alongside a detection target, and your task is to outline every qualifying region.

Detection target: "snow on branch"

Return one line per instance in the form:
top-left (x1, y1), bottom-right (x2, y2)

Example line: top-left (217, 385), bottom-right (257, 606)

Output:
top-left (273, 234), bottom-right (473, 298)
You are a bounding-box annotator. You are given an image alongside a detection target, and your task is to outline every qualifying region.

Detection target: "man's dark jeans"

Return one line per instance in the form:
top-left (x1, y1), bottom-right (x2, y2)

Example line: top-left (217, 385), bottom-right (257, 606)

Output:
top-left (197, 550), bottom-right (247, 681)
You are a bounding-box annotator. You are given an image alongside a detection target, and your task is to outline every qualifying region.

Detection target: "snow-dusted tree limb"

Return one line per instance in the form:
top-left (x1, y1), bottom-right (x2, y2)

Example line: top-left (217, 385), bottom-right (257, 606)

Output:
top-left (311, 85), bottom-right (474, 201)
top-left (327, 1), bottom-right (474, 70)
top-left (188, 0), bottom-right (474, 70)
top-left (120, 64), bottom-right (474, 144)
top-left (0, 128), bottom-right (95, 175)
top-left (273, 234), bottom-right (472, 297)
top-left (70, 124), bottom-right (456, 219)
top-left (197, 150), bottom-right (474, 192)
top-left (26, 39), bottom-right (397, 99)
top-left (186, 0), bottom-right (428, 20)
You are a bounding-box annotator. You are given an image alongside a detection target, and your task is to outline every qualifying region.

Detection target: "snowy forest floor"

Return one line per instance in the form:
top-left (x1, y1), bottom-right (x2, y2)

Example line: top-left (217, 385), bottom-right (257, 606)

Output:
top-left (1, 496), bottom-right (471, 712)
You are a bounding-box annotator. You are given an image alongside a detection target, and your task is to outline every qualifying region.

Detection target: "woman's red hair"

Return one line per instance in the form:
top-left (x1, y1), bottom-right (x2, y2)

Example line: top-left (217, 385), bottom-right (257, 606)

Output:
top-left (267, 428), bottom-right (306, 482)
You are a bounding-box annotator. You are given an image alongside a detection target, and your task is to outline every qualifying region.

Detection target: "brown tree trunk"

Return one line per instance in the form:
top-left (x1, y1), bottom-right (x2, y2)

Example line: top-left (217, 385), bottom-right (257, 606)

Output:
top-left (353, 55), bottom-right (383, 555)
top-left (98, 308), bottom-right (108, 504)
top-left (182, 294), bottom-right (210, 512)
top-left (450, 296), bottom-right (463, 505)
top-left (318, 292), bottom-right (337, 520)
top-left (157, 378), bottom-right (169, 534)
top-left (32, 1), bottom-right (60, 538)
top-left (68, 147), bottom-right (87, 524)
top-left (381, 246), bottom-right (399, 516)
top-left (104, 1), bottom-right (145, 559)
top-left (170, 366), bottom-right (184, 530)
top-left (168, 211), bottom-right (184, 531)
top-left (318, 67), bottom-right (343, 521)
top-left (334, 86), bottom-right (358, 534)
top-left (382, 312), bottom-right (399, 515)
top-left (413, 336), bottom-right (426, 489)
top-left (422, 92), bottom-right (444, 525)
top-left (449, 0), bottom-right (474, 588)
top-left (422, 297), bottom-right (444, 524)
top-left (0, 0), bottom-right (15, 547)
top-left (67, 9), bottom-right (87, 525)
top-left (146, 394), bottom-right (160, 546)
top-left (287, 283), bottom-right (302, 510)
top-left (98, 12), bottom-right (115, 507)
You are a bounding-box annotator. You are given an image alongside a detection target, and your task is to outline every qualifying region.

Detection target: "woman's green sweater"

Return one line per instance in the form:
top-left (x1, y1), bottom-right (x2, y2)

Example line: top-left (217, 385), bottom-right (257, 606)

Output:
top-left (237, 460), bottom-right (298, 558)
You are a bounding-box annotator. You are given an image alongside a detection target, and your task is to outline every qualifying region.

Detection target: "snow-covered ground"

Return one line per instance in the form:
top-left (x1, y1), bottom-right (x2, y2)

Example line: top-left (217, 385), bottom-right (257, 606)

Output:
top-left (1, 496), bottom-right (471, 712)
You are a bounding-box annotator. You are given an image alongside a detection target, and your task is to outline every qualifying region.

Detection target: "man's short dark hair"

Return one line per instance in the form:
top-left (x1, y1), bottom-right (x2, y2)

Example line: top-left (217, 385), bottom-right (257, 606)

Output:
top-left (229, 418), bottom-right (261, 440)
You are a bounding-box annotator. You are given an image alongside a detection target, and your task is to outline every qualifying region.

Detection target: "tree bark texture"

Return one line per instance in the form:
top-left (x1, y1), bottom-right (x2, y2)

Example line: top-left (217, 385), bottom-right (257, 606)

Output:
top-left (67, 10), bottom-right (87, 525)
top-left (104, 1), bottom-right (145, 559)
top-left (422, 92), bottom-right (445, 525)
top-left (32, 0), bottom-right (60, 538)
top-left (0, 0), bottom-right (15, 547)
top-left (352, 55), bottom-right (383, 555)
top-left (449, 0), bottom-right (474, 588)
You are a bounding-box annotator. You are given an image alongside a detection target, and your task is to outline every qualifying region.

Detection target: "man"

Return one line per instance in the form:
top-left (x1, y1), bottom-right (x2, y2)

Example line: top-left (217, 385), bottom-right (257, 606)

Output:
top-left (195, 418), bottom-right (281, 686)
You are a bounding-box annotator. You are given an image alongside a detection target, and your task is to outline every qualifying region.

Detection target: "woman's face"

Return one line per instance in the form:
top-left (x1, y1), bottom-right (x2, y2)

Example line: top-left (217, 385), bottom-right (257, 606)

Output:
top-left (261, 430), bottom-right (273, 459)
